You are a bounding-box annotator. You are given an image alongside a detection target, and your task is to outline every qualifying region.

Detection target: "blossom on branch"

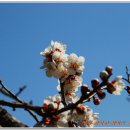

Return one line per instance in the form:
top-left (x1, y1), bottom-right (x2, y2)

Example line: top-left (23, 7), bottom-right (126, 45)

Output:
top-left (69, 104), bottom-right (99, 127)
top-left (39, 41), bottom-right (126, 128)
top-left (107, 76), bottom-right (125, 95)
top-left (64, 53), bottom-right (85, 75)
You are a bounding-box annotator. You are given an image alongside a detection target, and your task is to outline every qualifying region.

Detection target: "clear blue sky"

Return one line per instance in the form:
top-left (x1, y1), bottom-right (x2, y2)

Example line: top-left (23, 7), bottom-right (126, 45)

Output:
top-left (0, 3), bottom-right (130, 127)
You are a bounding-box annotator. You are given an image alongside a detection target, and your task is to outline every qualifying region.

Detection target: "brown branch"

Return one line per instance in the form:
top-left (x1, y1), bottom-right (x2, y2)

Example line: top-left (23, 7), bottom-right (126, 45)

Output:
top-left (0, 76), bottom-right (109, 123)
top-left (55, 81), bottom-right (108, 115)
top-left (59, 80), bottom-right (67, 106)
top-left (0, 80), bottom-right (40, 123)
top-left (0, 88), bottom-right (13, 98)
top-left (0, 79), bottom-right (108, 120)
top-left (0, 100), bottom-right (41, 112)
top-left (0, 106), bottom-right (28, 127)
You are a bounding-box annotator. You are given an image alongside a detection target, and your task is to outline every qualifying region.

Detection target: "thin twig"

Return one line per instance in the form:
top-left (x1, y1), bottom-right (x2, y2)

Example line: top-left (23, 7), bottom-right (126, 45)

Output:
top-left (0, 88), bottom-right (13, 99)
top-left (126, 66), bottom-right (129, 80)
top-left (15, 85), bottom-right (27, 97)
top-left (122, 77), bottom-right (130, 84)
top-left (122, 66), bottom-right (130, 84)
top-left (0, 80), bottom-right (40, 123)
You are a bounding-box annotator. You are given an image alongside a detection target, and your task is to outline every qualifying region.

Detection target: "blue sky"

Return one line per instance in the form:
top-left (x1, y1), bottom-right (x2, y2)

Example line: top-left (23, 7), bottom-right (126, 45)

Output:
top-left (0, 3), bottom-right (130, 127)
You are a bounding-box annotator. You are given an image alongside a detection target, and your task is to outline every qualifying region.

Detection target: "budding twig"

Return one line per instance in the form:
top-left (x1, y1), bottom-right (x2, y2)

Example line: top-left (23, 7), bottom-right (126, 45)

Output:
top-left (0, 80), bottom-right (40, 123)
top-left (0, 78), bottom-right (110, 121)
top-left (15, 85), bottom-right (27, 97)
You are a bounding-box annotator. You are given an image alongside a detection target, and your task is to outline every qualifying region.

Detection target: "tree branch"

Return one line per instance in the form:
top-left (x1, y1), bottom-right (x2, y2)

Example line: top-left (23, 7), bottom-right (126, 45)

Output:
top-left (0, 100), bottom-right (41, 112)
top-left (0, 80), bottom-right (40, 123)
top-left (55, 81), bottom-right (108, 115)
top-left (0, 106), bottom-right (28, 127)
top-left (0, 80), bottom-right (109, 120)
top-left (59, 80), bottom-right (67, 106)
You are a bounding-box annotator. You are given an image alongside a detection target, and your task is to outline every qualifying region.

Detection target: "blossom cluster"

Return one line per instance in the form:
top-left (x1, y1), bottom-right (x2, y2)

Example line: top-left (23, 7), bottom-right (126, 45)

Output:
top-left (40, 41), bottom-right (84, 79)
top-left (40, 41), bottom-right (126, 128)
top-left (41, 94), bottom-right (98, 127)
top-left (40, 41), bottom-right (84, 102)
top-left (99, 66), bottom-right (125, 95)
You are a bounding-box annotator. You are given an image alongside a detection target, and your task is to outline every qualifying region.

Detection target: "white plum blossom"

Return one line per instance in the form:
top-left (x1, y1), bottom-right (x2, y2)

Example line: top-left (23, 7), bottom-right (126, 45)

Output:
top-left (69, 104), bottom-right (99, 127)
top-left (112, 76), bottom-right (125, 95)
top-left (40, 41), bottom-right (99, 128)
top-left (43, 94), bottom-right (61, 104)
top-left (64, 53), bottom-right (85, 75)
top-left (56, 74), bottom-right (82, 104)
top-left (44, 62), bottom-right (58, 77)
top-left (65, 92), bottom-right (80, 103)
top-left (52, 52), bottom-right (68, 63)
top-left (64, 75), bottom-right (83, 92)
top-left (40, 41), bottom-right (69, 79)
top-left (39, 41), bottom-right (127, 128)
top-left (40, 41), bottom-right (85, 84)
top-left (42, 95), bottom-right (62, 118)
top-left (42, 94), bottom-right (71, 127)
top-left (57, 63), bottom-right (69, 80)
top-left (40, 40), bottom-right (66, 57)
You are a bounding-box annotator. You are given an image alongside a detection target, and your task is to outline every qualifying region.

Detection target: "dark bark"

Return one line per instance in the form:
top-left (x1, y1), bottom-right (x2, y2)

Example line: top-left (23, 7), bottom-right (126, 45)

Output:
top-left (0, 106), bottom-right (28, 127)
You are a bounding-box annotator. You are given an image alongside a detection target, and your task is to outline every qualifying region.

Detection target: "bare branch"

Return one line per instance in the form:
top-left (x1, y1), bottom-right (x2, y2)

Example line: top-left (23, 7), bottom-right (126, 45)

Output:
top-left (0, 79), bottom-right (109, 121)
top-left (0, 80), bottom-right (40, 123)
top-left (0, 88), bottom-right (13, 99)
top-left (0, 100), bottom-right (41, 112)
top-left (0, 106), bottom-right (28, 127)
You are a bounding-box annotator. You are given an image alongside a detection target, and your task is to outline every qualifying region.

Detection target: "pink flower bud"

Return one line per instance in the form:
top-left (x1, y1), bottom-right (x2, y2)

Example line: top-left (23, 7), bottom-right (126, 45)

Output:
top-left (105, 66), bottom-right (113, 75)
top-left (91, 79), bottom-right (100, 88)
top-left (93, 97), bottom-right (100, 105)
top-left (97, 89), bottom-right (106, 99)
top-left (106, 81), bottom-right (116, 94)
top-left (100, 70), bottom-right (109, 81)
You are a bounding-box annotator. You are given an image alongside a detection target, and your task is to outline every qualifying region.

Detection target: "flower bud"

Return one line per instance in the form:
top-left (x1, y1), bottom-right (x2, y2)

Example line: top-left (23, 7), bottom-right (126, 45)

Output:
top-left (100, 70), bottom-right (109, 81)
top-left (97, 89), bottom-right (106, 99)
top-left (105, 66), bottom-right (113, 75)
top-left (81, 84), bottom-right (89, 95)
top-left (106, 81), bottom-right (116, 94)
top-left (126, 86), bottom-right (130, 94)
top-left (91, 79), bottom-right (100, 88)
top-left (93, 97), bottom-right (100, 105)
